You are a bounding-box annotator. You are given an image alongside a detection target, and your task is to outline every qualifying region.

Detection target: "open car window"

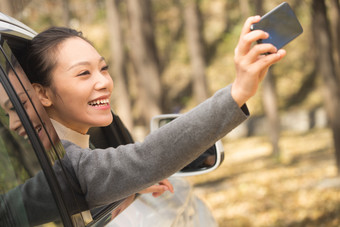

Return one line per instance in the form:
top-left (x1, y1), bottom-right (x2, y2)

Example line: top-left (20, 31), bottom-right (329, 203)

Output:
top-left (0, 40), bottom-right (66, 225)
top-left (0, 38), bottom-right (91, 226)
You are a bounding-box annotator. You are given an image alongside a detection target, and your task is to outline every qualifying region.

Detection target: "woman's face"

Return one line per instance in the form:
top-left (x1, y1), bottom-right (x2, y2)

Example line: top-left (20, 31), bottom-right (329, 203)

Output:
top-left (45, 37), bottom-right (113, 134)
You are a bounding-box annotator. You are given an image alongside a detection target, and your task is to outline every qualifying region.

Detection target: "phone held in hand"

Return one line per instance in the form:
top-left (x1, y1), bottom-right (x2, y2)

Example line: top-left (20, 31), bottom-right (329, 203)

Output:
top-left (250, 2), bottom-right (303, 51)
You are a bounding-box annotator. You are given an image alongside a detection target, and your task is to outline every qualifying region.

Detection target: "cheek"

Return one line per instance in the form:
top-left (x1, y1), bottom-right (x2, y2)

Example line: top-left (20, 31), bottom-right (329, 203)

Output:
top-left (53, 84), bottom-right (78, 103)
top-left (109, 77), bottom-right (114, 91)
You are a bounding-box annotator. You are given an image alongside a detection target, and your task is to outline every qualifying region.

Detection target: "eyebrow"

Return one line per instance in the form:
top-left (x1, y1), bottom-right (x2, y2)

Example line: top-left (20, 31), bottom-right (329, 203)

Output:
top-left (66, 56), bottom-right (106, 71)
top-left (3, 91), bottom-right (26, 109)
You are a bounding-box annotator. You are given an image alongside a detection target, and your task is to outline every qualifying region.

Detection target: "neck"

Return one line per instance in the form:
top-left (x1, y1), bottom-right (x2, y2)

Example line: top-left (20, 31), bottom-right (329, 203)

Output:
top-left (51, 118), bottom-right (88, 135)
top-left (50, 119), bottom-right (90, 148)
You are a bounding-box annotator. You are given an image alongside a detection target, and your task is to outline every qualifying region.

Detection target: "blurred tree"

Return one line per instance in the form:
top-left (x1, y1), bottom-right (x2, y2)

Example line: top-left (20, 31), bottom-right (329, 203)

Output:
top-left (239, 0), bottom-right (250, 19)
top-left (330, 0), bottom-right (340, 77)
top-left (0, 0), bottom-right (31, 16)
top-left (254, 0), bottom-right (263, 16)
top-left (0, 0), bottom-right (12, 16)
top-left (105, 0), bottom-right (133, 131)
top-left (183, 0), bottom-right (208, 104)
top-left (255, 0), bottom-right (281, 158)
top-left (312, 0), bottom-right (340, 174)
top-left (62, 0), bottom-right (71, 27)
top-left (126, 0), bottom-right (162, 127)
top-left (262, 68), bottom-right (280, 158)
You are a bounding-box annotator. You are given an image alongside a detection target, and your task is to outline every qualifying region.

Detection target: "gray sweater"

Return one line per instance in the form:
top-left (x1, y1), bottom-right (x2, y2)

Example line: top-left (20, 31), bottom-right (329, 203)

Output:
top-left (1, 85), bottom-right (248, 225)
top-left (64, 84), bottom-right (248, 208)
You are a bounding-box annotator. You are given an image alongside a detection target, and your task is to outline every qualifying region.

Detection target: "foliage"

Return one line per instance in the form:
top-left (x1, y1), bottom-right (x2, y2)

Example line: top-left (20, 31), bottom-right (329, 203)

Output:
top-left (13, 0), bottom-right (319, 118)
top-left (188, 128), bottom-right (340, 227)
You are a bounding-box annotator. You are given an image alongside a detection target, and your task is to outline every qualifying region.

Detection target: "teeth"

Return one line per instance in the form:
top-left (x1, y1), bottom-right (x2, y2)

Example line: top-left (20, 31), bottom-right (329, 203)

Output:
top-left (89, 99), bottom-right (110, 106)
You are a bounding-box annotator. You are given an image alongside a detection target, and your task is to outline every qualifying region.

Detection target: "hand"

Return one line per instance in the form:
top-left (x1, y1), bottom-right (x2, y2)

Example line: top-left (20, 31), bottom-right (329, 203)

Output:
top-left (232, 16), bottom-right (286, 107)
top-left (139, 179), bottom-right (174, 198)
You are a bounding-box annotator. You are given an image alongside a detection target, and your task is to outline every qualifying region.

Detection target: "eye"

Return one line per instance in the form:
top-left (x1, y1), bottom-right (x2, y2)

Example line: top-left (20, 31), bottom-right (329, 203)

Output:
top-left (101, 65), bottom-right (109, 71)
top-left (78, 70), bottom-right (90, 76)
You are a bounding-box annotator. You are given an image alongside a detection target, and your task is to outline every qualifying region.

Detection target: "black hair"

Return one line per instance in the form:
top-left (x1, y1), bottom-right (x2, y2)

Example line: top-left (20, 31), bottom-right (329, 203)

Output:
top-left (24, 26), bottom-right (91, 86)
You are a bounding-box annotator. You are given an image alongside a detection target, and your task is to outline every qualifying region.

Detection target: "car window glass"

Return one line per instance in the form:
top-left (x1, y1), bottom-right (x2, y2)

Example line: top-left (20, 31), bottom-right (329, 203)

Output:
top-left (0, 39), bottom-right (90, 226)
top-left (0, 59), bottom-right (64, 225)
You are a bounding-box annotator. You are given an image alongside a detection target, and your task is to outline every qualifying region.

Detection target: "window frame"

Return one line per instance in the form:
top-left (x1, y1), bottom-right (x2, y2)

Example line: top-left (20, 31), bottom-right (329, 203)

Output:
top-left (0, 36), bottom-right (75, 227)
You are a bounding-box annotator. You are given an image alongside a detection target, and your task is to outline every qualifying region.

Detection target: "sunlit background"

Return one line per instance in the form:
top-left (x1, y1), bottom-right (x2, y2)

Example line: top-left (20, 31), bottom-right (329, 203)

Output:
top-left (2, 0), bottom-right (340, 226)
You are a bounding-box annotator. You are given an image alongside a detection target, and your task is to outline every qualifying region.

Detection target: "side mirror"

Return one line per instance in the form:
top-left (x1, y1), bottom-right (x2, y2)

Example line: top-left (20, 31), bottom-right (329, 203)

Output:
top-left (150, 114), bottom-right (224, 177)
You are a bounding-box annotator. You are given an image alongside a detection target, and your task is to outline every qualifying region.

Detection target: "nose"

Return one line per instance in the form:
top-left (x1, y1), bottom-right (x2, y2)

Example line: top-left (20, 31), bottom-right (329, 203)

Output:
top-left (94, 71), bottom-right (113, 91)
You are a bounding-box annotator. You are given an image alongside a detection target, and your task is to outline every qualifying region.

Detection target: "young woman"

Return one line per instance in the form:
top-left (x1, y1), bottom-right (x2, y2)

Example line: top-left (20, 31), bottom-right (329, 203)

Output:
top-left (23, 15), bottom-right (285, 209)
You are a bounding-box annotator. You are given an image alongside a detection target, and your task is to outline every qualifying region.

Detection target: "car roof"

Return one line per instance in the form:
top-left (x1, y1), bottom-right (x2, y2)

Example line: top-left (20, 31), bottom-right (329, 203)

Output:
top-left (0, 12), bottom-right (36, 40)
top-left (0, 12), bottom-right (37, 66)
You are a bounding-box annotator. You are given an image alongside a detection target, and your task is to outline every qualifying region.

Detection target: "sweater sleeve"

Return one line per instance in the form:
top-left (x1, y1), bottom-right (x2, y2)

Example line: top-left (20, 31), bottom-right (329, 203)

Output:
top-left (64, 84), bottom-right (248, 208)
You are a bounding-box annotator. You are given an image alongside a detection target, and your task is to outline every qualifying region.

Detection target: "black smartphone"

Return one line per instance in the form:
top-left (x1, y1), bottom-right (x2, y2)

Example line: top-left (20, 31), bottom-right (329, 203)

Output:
top-left (250, 2), bottom-right (303, 50)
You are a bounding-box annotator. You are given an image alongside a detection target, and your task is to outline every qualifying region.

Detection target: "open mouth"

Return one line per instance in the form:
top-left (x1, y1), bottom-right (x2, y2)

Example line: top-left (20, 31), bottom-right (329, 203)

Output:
top-left (88, 99), bottom-right (110, 107)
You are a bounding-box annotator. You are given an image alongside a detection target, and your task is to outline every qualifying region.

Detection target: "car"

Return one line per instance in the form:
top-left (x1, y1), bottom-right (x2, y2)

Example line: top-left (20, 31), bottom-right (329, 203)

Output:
top-left (0, 12), bottom-right (223, 226)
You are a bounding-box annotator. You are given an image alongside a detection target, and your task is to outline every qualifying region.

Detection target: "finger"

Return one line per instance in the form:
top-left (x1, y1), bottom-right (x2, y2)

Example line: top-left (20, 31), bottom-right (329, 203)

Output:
top-left (152, 186), bottom-right (171, 197)
top-left (159, 180), bottom-right (174, 193)
top-left (235, 16), bottom-right (262, 56)
top-left (240, 16), bottom-right (261, 38)
top-left (165, 182), bottom-right (174, 193)
top-left (152, 192), bottom-right (162, 198)
top-left (247, 43), bottom-right (278, 63)
top-left (250, 49), bottom-right (286, 75)
top-left (236, 31), bottom-right (271, 58)
top-left (168, 183), bottom-right (174, 193)
top-left (143, 185), bottom-right (165, 194)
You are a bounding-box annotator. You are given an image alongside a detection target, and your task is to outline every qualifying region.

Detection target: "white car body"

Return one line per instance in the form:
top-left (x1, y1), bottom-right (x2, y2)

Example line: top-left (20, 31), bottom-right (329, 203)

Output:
top-left (108, 177), bottom-right (217, 227)
top-left (108, 114), bottom-right (222, 227)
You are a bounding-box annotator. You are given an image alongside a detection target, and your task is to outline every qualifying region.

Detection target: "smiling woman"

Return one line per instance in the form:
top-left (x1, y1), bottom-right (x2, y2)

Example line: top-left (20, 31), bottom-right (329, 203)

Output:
top-left (13, 15), bottom-right (286, 225)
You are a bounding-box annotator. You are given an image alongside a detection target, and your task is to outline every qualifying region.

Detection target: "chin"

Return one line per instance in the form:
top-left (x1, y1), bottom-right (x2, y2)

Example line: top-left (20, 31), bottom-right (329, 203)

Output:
top-left (98, 116), bottom-right (113, 127)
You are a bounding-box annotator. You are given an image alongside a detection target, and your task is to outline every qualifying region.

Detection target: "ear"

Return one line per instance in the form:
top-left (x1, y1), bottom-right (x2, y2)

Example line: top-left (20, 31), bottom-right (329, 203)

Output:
top-left (32, 83), bottom-right (53, 107)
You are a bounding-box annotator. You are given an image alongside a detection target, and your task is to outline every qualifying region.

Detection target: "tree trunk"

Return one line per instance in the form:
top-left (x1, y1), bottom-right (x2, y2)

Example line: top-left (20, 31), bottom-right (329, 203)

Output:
top-left (239, 0), bottom-right (250, 18)
top-left (262, 69), bottom-right (280, 158)
top-left (0, 0), bottom-right (13, 16)
top-left (255, 0), bottom-right (281, 158)
top-left (254, 0), bottom-right (264, 15)
top-left (0, 0), bottom-right (33, 16)
top-left (106, 0), bottom-right (134, 131)
top-left (62, 0), bottom-right (71, 27)
top-left (312, 0), bottom-right (340, 174)
top-left (126, 0), bottom-right (162, 127)
top-left (330, 0), bottom-right (340, 78)
top-left (183, 0), bottom-right (208, 104)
